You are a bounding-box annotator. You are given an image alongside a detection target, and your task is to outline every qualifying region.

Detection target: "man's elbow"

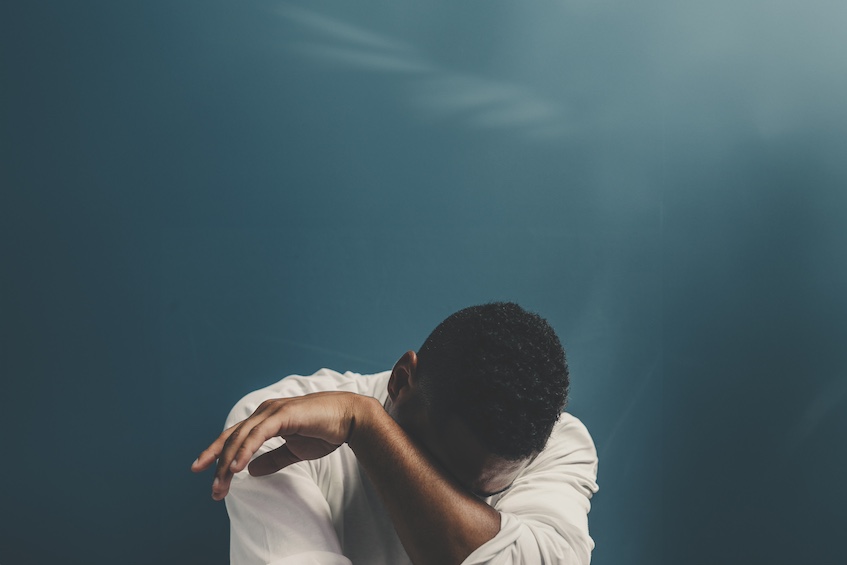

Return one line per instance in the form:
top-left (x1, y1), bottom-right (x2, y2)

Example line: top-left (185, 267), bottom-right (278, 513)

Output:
top-left (465, 515), bottom-right (593, 565)
top-left (518, 520), bottom-right (593, 565)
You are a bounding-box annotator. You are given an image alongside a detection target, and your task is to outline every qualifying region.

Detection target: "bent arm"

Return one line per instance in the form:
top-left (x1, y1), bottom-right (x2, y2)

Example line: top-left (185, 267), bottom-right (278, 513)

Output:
top-left (350, 400), bottom-right (598, 565)
top-left (349, 396), bottom-right (501, 565)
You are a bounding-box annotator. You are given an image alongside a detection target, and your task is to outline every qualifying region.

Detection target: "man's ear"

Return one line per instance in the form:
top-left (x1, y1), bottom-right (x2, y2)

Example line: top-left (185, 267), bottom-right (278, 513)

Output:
top-left (388, 350), bottom-right (418, 402)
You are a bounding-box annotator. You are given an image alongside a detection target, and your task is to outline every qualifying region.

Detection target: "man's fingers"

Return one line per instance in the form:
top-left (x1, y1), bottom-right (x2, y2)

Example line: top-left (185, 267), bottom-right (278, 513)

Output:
top-left (212, 402), bottom-right (293, 499)
top-left (191, 422), bottom-right (242, 472)
top-left (229, 418), bottom-right (285, 473)
top-left (248, 443), bottom-right (302, 476)
top-left (192, 394), bottom-right (349, 499)
top-left (192, 399), bottom-right (282, 472)
top-left (212, 421), bottom-right (261, 499)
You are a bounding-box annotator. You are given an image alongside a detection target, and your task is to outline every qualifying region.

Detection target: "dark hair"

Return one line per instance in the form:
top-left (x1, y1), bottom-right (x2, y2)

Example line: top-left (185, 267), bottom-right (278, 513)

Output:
top-left (416, 302), bottom-right (569, 460)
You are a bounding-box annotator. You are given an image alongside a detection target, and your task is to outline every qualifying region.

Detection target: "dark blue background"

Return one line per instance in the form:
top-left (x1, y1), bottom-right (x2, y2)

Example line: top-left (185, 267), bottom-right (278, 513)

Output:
top-left (2, 1), bottom-right (845, 564)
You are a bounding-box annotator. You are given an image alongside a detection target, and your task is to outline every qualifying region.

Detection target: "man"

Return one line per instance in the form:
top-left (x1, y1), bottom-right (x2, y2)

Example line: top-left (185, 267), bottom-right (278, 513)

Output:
top-left (192, 302), bottom-right (599, 565)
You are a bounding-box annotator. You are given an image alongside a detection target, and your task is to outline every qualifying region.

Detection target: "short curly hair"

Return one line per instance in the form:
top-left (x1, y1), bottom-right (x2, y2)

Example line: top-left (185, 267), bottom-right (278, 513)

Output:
top-left (415, 302), bottom-right (569, 460)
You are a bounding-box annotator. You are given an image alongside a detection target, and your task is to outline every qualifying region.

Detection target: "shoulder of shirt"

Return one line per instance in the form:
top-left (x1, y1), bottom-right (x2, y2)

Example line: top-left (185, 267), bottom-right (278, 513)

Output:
top-left (489, 410), bottom-right (599, 505)
top-left (543, 411), bottom-right (598, 459)
top-left (512, 411), bottom-right (598, 477)
top-left (224, 368), bottom-right (392, 429)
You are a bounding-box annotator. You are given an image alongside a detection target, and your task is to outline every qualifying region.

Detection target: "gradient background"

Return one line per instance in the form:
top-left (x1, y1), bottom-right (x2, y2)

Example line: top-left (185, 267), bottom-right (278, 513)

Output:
top-left (2, 1), bottom-right (845, 564)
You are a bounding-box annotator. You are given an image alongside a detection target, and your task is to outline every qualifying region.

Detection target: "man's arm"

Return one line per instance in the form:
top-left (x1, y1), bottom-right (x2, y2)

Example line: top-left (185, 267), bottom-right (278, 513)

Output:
top-left (193, 392), bottom-right (594, 565)
top-left (348, 401), bottom-right (599, 565)
top-left (195, 392), bottom-right (499, 565)
top-left (347, 396), bottom-right (501, 565)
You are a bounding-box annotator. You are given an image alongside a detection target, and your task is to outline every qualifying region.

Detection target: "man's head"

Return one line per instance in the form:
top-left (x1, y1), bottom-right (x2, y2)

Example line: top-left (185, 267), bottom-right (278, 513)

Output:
top-left (385, 302), bottom-right (569, 497)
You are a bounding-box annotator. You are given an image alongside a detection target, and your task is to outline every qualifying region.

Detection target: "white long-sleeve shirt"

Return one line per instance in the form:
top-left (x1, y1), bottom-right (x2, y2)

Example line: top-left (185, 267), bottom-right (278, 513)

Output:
top-left (224, 369), bottom-right (599, 565)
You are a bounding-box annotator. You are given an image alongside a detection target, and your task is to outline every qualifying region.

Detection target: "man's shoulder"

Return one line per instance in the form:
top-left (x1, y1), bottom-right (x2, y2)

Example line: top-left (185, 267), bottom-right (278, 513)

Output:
top-left (546, 411), bottom-right (598, 458)
top-left (512, 411), bottom-right (598, 480)
top-left (491, 410), bottom-right (599, 508)
top-left (225, 368), bottom-right (391, 428)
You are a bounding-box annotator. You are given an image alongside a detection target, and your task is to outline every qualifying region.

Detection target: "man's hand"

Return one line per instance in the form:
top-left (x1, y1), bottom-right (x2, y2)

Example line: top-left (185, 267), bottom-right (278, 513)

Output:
top-left (191, 391), bottom-right (377, 500)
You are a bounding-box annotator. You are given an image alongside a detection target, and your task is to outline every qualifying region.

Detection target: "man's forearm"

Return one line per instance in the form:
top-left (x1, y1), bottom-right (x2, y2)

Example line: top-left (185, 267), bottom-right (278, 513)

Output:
top-left (348, 396), bottom-right (501, 565)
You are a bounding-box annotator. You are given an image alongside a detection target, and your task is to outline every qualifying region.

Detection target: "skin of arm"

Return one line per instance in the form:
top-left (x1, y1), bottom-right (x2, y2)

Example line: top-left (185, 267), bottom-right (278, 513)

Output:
top-left (192, 391), bottom-right (501, 565)
top-left (348, 394), bottom-right (501, 565)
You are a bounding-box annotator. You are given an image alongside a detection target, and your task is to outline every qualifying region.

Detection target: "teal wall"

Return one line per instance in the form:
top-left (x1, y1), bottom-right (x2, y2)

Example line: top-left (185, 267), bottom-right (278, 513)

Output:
top-left (2, 1), bottom-right (845, 563)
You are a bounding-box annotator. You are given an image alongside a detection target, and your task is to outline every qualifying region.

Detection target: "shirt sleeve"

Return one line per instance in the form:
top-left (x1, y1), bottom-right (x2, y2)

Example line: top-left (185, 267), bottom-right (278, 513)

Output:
top-left (224, 375), bottom-right (354, 565)
top-left (460, 413), bottom-right (600, 565)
